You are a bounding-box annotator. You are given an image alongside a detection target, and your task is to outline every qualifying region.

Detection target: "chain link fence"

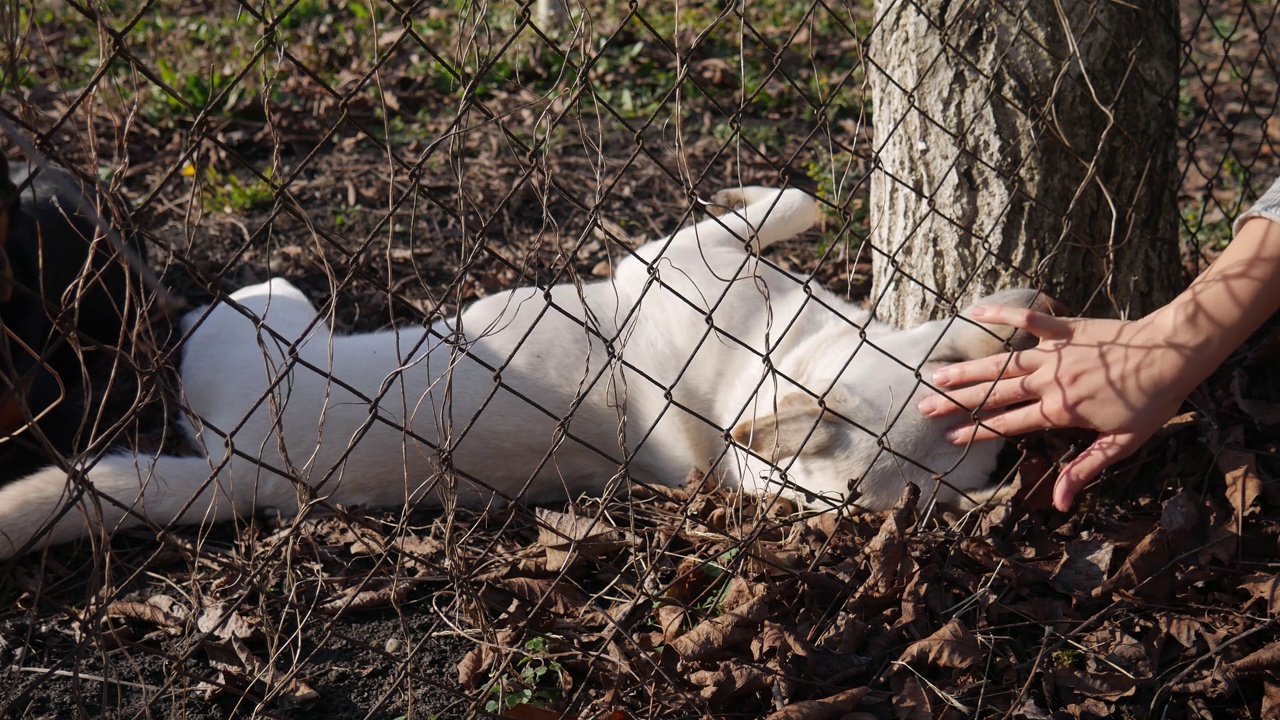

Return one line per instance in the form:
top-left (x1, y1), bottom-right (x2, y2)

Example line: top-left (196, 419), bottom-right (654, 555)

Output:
top-left (0, 1), bottom-right (1277, 718)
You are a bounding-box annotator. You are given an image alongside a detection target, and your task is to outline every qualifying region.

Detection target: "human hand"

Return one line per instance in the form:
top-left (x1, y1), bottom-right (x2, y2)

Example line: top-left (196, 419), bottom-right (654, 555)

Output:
top-left (916, 306), bottom-right (1204, 512)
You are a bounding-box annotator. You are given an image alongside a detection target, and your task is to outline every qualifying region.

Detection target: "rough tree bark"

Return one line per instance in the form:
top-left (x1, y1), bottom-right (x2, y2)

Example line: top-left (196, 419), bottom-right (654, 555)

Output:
top-left (868, 0), bottom-right (1181, 326)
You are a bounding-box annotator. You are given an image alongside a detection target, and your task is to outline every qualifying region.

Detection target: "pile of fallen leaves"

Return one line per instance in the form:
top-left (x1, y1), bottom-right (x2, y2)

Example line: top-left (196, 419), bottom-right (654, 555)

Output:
top-left (438, 435), bottom-right (1280, 719)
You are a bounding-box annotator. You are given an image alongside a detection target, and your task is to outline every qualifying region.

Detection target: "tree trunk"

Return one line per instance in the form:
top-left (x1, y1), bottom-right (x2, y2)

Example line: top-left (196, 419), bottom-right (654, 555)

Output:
top-left (868, 0), bottom-right (1181, 326)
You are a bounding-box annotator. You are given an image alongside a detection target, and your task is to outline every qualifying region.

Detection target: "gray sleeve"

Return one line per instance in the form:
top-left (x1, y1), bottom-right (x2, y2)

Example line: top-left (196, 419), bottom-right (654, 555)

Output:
top-left (1234, 177), bottom-right (1280, 235)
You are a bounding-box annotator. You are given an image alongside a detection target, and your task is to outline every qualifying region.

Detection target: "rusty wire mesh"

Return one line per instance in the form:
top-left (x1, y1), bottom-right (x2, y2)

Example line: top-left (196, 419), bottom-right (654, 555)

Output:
top-left (1, 1), bottom-right (1278, 718)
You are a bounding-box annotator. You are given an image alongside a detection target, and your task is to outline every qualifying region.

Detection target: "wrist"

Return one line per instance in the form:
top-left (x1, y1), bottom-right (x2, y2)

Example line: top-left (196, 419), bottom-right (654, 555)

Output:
top-left (1144, 298), bottom-right (1229, 393)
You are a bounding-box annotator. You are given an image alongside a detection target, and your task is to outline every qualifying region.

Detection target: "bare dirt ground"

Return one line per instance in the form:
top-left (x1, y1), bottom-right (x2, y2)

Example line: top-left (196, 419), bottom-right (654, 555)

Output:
top-left (3, 1), bottom-right (1280, 718)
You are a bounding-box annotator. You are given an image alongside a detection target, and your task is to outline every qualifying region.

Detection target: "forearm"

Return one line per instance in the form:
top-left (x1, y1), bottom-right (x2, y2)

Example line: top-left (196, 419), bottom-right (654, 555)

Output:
top-left (1151, 215), bottom-right (1280, 390)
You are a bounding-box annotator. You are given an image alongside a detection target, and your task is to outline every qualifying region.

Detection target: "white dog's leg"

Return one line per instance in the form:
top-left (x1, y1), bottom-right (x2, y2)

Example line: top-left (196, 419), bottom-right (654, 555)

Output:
top-left (664, 187), bottom-right (819, 254)
top-left (0, 453), bottom-right (276, 559)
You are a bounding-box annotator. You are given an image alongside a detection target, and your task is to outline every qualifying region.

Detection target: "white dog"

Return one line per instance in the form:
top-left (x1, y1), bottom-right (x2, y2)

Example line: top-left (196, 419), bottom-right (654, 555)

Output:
top-left (0, 187), bottom-right (1043, 558)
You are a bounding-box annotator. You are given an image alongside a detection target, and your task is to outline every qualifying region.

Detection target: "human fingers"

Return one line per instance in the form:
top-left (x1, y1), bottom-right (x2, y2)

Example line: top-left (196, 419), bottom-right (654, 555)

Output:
top-left (1052, 433), bottom-right (1144, 512)
top-left (943, 400), bottom-right (1069, 444)
top-left (918, 376), bottom-right (1037, 418)
top-left (967, 305), bottom-right (1075, 341)
top-left (932, 349), bottom-right (1039, 388)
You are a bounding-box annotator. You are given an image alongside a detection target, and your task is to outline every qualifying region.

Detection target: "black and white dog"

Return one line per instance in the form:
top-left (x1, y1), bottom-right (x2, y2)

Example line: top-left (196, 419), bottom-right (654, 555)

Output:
top-left (0, 187), bottom-right (1044, 558)
top-left (0, 155), bottom-right (143, 480)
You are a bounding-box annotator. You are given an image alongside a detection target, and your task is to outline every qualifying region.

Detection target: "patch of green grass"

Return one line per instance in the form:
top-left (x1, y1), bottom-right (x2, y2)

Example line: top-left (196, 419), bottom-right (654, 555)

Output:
top-left (804, 146), bottom-right (867, 254)
top-left (483, 636), bottom-right (566, 714)
top-left (1181, 205), bottom-right (1235, 252)
top-left (197, 166), bottom-right (276, 214)
top-left (1052, 648), bottom-right (1082, 669)
top-left (1181, 154), bottom-right (1256, 252)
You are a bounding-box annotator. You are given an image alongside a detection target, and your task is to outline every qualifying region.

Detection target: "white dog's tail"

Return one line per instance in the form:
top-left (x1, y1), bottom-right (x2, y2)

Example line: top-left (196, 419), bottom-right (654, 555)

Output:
top-left (0, 453), bottom-right (244, 559)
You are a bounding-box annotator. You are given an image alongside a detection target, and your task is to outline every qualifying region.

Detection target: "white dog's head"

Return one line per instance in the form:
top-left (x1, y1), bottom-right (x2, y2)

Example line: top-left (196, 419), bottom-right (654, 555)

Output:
top-left (729, 289), bottom-right (1053, 512)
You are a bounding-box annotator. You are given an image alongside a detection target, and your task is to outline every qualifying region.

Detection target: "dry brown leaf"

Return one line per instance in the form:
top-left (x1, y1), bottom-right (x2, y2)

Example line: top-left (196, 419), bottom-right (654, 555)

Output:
top-left (536, 507), bottom-right (629, 572)
top-left (1157, 613), bottom-right (1202, 649)
top-left (858, 484), bottom-right (918, 595)
top-left (1161, 492), bottom-right (1202, 539)
top-left (1008, 442), bottom-right (1055, 512)
top-left (898, 618), bottom-right (980, 670)
top-left (295, 516), bottom-right (363, 547)
top-left (1079, 627), bottom-right (1156, 678)
top-left (1051, 668), bottom-right (1139, 701)
top-left (1170, 668), bottom-right (1234, 698)
top-left (458, 643), bottom-right (495, 690)
top-left (1196, 503), bottom-right (1239, 566)
top-left (321, 576), bottom-right (429, 614)
top-left (100, 601), bottom-right (155, 626)
top-left (346, 527), bottom-right (444, 567)
top-left (1186, 696), bottom-right (1216, 720)
top-left (1008, 696), bottom-right (1054, 719)
top-left (1263, 681), bottom-right (1280, 720)
top-left (978, 499), bottom-right (1015, 535)
top-left (601, 598), bottom-right (643, 627)
top-left (104, 594), bottom-right (187, 629)
top-left (752, 621), bottom-right (813, 662)
top-left (814, 613), bottom-right (868, 655)
top-left (1067, 698), bottom-right (1115, 718)
top-left (1229, 641), bottom-right (1280, 677)
top-left (1097, 512), bottom-right (1177, 603)
top-left (763, 686), bottom-right (869, 720)
top-left (1090, 491), bottom-right (1198, 599)
top-left (197, 604), bottom-right (259, 641)
top-left (959, 537), bottom-right (1027, 583)
top-left (394, 533), bottom-right (444, 560)
top-left (490, 576), bottom-right (589, 617)
top-left (1159, 411), bottom-right (1200, 435)
top-left (891, 674), bottom-right (933, 720)
top-left (804, 512), bottom-right (844, 540)
top-left (750, 540), bottom-right (806, 576)
top-left (1051, 537), bottom-right (1115, 595)
top-left (721, 577), bottom-right (767, 614)
top-left (1218, 446), bottom-right (1264, 524)
top-left (278, 677), bottom-right (321, 707)
top-left (1240, 574), bottom-right (1280, 616)
top-left (688, 659), bottom-right (773, 703)
top-left (657, 603), bottom-right (685, 643)
top-left (670, 593), bottom-right (771, 661)
top-left (203, 636), bottom-right (319, 707)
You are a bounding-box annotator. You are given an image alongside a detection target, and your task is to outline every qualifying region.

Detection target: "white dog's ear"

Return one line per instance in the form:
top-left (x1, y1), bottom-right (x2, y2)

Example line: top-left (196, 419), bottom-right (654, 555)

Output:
top-left (731, 393), bottom-right (843, 460)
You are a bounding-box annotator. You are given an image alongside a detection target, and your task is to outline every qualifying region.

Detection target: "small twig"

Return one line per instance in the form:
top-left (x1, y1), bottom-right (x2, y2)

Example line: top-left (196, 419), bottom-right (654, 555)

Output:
top-left (890, 660), bottom-right (973, 713)
top-left (9, 664), bottom-right (167, 693)
top-left (1000, 625), bottom-right (1052, 720)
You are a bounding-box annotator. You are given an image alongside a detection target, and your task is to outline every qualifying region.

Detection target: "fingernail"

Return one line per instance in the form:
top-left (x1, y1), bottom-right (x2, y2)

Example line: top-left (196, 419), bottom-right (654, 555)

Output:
top-left (1053, 479), bottom-right (1073, 512)
top-left (945, 426), bottom-right (965, 443)
top-left (918, 397), bottom-right (939, 416)
top-left (970, 306), bottom-right (990, 319)
top-left (933, 368), bottom-right (955, 386)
